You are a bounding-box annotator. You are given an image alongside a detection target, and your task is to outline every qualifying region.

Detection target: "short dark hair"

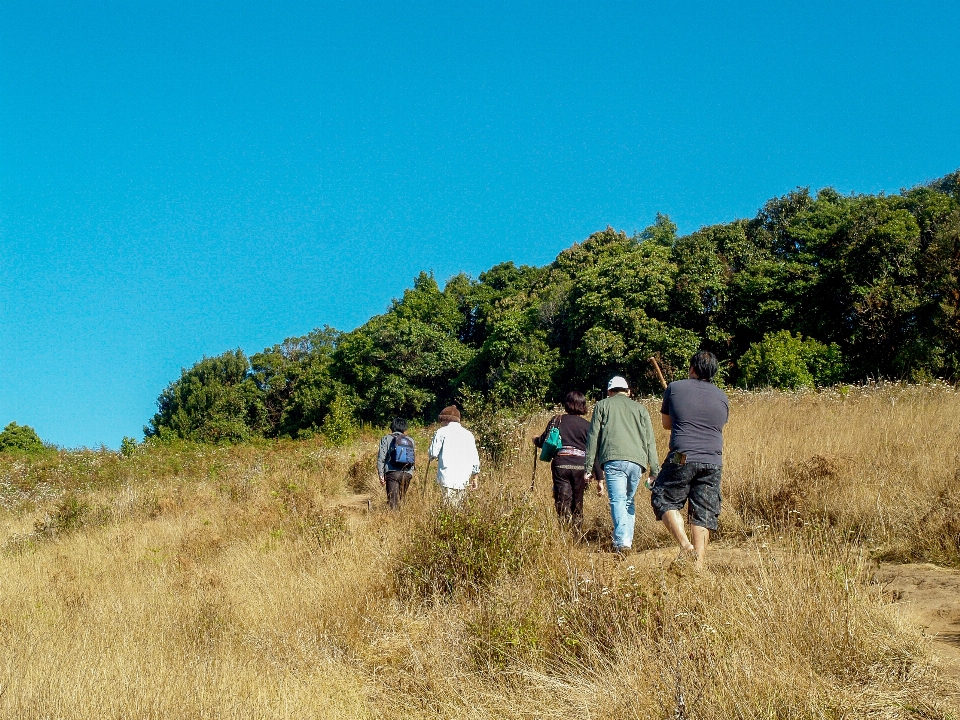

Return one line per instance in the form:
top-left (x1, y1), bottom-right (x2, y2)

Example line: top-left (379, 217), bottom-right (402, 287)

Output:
top-left (390, 417), bottom-right (408, 433)
top-left (690, 351), bottom-right (718, 381)
top-left (562, 390), bottom-right (587, 415)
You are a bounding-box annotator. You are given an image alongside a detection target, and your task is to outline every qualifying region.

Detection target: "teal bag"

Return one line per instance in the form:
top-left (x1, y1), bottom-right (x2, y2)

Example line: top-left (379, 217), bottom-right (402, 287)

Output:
top-left (539, 416), bottom-right (563, 461)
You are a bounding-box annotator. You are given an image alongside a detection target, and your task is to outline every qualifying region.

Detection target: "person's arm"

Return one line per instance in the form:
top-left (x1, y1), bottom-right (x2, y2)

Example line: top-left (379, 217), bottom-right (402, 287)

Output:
top-left (532, 419), bottom-right (552, 448)
top-left (641, 410), bottom-right (660, 488)
top-left (583, 405), bottom-right (602, 480)
top-left (377, 436), bottom-right (389, 482)
top-left (660, 385), bottom-right (672, 430)
top-left (428, 430), bottom-right (443, 460)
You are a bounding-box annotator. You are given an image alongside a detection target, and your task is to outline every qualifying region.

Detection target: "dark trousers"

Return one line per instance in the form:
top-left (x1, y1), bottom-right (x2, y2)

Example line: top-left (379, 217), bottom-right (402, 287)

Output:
top-left (385, 470), bottom-right (412, 510)
top-left (552, 464), bottom-right (587, 530)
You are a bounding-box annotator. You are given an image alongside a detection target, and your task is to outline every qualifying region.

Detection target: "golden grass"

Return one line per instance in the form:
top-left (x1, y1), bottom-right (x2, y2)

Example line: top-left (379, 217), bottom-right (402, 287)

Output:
top-left (2, 384), bottom-right (959, 718)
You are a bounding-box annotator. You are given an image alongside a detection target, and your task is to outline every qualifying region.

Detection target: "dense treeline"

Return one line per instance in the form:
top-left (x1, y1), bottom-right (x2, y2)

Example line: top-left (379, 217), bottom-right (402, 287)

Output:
top-left (146, 172), bottom-right (960, 443)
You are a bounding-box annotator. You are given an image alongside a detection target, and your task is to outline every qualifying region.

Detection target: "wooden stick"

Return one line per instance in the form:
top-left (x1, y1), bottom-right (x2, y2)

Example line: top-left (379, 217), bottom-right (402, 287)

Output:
top-left (528, 444), bottom-right (538, 492)
top-left (648, 356), bottom-right (668, 390)
top-left (420, 456), bottom-right (433, 498)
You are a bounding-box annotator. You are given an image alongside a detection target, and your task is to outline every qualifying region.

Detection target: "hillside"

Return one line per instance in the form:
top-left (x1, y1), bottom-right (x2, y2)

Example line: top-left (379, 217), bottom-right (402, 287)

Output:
top-left (145, 172), bottom-right (960, 445)
top-left (2, 384), bottom-right (959, 717)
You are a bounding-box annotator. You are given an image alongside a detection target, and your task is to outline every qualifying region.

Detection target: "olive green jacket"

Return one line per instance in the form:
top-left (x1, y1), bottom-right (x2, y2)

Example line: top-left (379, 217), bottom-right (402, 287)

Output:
top-left (584, 393), bottom-right (660, 475)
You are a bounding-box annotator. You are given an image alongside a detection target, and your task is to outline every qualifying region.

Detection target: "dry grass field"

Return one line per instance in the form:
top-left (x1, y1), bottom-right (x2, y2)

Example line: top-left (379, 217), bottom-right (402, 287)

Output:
top-left (2, 383), bottom-right (960, 719)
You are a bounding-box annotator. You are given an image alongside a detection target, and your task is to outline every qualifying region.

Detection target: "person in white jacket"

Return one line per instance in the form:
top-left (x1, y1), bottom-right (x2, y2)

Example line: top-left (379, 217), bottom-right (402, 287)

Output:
top-left (428, 405), bottom-right (480, 505)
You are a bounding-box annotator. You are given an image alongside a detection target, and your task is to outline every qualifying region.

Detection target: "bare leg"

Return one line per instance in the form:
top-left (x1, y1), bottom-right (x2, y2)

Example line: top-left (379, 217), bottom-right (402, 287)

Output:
top-left (691, 524), bottom-right (710, 565)
top-left (661, 510), bottom-right (695, 553)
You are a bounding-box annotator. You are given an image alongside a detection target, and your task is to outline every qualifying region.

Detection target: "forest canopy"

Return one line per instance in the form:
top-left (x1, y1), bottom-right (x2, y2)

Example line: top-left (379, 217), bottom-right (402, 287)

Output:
top-left (146, 172), bottom-right (960, 443)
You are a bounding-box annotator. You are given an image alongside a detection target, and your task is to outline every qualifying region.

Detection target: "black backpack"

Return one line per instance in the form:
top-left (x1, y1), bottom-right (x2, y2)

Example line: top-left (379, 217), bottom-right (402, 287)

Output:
top-left (389, 433), bottom-right (415, 469)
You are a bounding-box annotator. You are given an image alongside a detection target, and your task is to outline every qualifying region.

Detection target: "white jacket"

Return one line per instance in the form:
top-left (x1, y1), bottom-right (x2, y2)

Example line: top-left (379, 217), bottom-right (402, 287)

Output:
top-left (428, 422), bottom-right (481, 489)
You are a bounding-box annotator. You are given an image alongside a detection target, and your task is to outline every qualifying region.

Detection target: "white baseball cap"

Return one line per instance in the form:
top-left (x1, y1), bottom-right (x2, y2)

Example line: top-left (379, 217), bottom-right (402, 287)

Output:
top-left (607, 375), bottom-right (629, 391)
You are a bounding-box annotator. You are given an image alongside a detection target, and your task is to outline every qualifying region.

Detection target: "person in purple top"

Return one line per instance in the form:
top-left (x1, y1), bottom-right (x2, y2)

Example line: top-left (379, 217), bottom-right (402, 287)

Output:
top-left (651, 351), bottom-right (729, 567)
top-left (533, 390), bottom-right (600, 532)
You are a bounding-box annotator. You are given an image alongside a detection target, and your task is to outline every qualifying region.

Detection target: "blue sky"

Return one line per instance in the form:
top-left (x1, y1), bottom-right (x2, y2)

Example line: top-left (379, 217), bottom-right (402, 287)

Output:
top-left (2, 1), bottom-right (959, 448)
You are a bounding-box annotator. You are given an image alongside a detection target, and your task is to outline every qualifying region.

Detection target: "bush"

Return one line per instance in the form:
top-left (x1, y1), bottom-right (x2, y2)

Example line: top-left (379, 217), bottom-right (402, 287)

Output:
top-left (0, 422), bottom-right (46, 454)
top-left (738, 330), bottom-right (845, 389)
top-left (119, 436), bottom-right (139, 457)
top-left (320, 395), bottom-right (357, 446)
top-left (396, 490), bottom-right (543, 599)
top-left (34, 492), bottom-right (90, 538)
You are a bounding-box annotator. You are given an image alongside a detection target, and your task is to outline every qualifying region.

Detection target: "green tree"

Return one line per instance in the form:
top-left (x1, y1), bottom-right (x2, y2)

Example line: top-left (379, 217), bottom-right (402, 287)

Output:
top-left (332, 273), bottom-right (475, 423)
top-left (558, 229), bottom-right (699, 393)
top-left (320, 394), bottom-right (358, 446)
top-left (639, 212), bottom-right (678, 246)
top-left (457, 308), bottom-right (559, 406)
top-left (0, 422), bottom-right (47, 453)
top-left (250, 327), bottom-right (341, 437)
top-left (145, 350), bottom-right (266, 443)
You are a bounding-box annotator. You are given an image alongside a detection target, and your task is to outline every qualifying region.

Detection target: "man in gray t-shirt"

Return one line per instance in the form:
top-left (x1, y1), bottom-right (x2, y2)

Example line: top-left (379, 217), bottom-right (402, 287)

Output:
top-left (651, 351), bottom-right (729, 566)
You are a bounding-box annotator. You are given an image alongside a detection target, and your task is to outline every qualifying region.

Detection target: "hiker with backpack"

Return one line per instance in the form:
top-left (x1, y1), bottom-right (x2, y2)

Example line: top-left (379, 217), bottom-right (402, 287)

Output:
top-left (532, 390), bottom-right (600, 532)
top-left (378, 418), bottom-right (416, 510)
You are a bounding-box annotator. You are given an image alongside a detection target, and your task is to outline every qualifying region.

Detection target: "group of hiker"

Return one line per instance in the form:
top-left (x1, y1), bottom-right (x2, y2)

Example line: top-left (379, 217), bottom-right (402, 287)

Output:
top-left (377, 350), bottom-right (729, 564)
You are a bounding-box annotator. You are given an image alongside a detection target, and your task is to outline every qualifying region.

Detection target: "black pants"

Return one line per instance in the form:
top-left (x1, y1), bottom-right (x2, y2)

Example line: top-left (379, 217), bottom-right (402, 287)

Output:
top-left (385, 471), bottom-right (412, 510)
top-left (552, 464), bottom-right (587, 529)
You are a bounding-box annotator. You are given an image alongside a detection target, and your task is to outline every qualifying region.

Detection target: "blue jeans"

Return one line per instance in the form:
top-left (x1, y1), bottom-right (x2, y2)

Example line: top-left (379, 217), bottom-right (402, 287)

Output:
top-left (604, 460), bottom-right (642, 549)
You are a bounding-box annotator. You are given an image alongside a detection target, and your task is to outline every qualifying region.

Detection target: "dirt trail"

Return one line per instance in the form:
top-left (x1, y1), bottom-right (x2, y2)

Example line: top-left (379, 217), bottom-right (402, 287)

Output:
top-left (329, 492), bottom-right (374, 512)
top-left (874, 562), bottom-right (960, 679)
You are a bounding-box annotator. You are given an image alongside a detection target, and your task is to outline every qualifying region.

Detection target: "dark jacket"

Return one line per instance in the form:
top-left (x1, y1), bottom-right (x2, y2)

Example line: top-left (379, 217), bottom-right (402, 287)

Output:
top-left (535, 414), bottom-right (601, 474)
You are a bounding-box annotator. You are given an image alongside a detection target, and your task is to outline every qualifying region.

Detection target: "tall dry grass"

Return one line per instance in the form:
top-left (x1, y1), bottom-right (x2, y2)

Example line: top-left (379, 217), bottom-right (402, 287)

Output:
top-left (1, 384), bottom-right (959, 718)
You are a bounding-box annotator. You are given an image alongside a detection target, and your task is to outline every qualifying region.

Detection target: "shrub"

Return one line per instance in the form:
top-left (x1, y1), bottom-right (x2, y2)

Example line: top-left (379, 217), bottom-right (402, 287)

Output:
top-left (0, 422), bottom-right (46, 454)
top-left (320, 395), bottom-right (357, 446)
top-left (457, 387), bottom-right (530, 466)
top-left (396, 490), bottom-right (543, 599)
top-left (34, 492), bottom-right (90, 538)
top-left (738, 330), bottom-right (845, 389)
top-left (119, 436), bottom-right (139, 457)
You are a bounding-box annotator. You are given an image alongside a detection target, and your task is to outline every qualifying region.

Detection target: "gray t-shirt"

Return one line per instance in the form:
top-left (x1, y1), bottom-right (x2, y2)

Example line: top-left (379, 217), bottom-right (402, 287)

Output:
top-left (660, 379), bottom-right (729, 465)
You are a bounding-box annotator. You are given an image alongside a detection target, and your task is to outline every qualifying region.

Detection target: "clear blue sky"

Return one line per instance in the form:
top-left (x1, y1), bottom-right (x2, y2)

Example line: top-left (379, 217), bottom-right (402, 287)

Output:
top-left (2, 1), bottom-right (958, 448)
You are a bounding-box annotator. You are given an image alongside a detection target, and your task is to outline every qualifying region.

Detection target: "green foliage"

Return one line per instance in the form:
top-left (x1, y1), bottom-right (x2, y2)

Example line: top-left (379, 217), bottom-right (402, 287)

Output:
top-left (250, 327), bottom-right (341, 438)
top-left (639, 212), bottom-right (678, 246)
top-left (119, 437), bottom-right (139, 457)
top-left (0, 422), bottom-right (47, 454)
top-left (558, 228), bottom-right (700, 393)
top-left (319, 394), bottom-right (357, 446)
top-left (146, 171), bottom-right (960, 435)
top-left (738, 331), bottom-right (845, 389)
top-left (333, 273), bottom-right (475, 423)
top-left (34, 492), bottom-right (90, 537)
top-left (396, 490), bottom-right (542, 598)
top-left (458, 308), bottom-right (559, 406)
top-left (145, 350), bottom-right (266, 444)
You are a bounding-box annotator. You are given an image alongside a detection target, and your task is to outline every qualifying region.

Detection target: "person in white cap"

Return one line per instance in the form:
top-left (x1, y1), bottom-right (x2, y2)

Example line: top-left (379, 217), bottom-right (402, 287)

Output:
top-left (584, 375), bottom-right (660, 553)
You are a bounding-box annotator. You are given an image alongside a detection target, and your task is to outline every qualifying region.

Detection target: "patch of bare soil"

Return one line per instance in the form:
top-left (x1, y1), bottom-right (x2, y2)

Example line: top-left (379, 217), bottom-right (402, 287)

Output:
top-left (636, 546), bottom-right (960, 686)
top-left (329, 492), bottom-right (374, 513)
top-left (874, 562), bottom-right (960, 681)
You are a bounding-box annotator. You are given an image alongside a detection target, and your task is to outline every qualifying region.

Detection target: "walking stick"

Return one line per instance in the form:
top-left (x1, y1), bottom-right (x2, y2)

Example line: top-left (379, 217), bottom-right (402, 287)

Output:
top-left (648, 356), bottom-right (668, 390)
top-left (528, 444), bottom-right (538, 492)
top-left (420, 456), bottom-right (433, 498)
